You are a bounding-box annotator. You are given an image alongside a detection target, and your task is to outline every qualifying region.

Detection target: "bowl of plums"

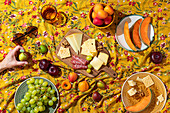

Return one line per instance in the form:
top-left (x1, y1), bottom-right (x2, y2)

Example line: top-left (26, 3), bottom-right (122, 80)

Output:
top-left (14, 77), bottom-right (59, 113)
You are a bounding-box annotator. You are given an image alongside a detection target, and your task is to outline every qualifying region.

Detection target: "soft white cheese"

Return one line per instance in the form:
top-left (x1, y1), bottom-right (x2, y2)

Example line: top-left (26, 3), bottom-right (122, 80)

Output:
top-left (157, 94), bottom-right (164, 103)
top-left (127, 88), bottom-right (137, 96)
top-left (127, 80), bottom-right (136, 86)
top-left (142, 75), bottom-right (154, 88)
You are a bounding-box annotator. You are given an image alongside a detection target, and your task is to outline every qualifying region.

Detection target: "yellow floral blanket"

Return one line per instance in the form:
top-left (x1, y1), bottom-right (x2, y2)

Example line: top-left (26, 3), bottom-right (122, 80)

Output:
top-left (0, 0), bottom-right (169, 113)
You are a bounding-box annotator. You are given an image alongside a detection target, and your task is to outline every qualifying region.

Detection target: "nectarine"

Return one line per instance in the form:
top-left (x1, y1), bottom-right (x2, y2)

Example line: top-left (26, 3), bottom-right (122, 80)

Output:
top-left (93, 4), bottom-right (104, 13)
top-left (68, 72), bottom-right (78, 82)
top-left (93, 17), bottom-right (104, 26)
top-left (104, 15), bottom-right (112, 25)
top-left (104, 5), bottom-right (114, 15)
top-left (97, 9), bottom-right (108, 19)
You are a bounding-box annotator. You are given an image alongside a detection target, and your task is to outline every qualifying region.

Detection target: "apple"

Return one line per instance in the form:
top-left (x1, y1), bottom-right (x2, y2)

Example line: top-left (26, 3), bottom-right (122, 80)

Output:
top-left (97, 80), bottom-right (106, 89)
top-left (92, 91), bottom-right (102, 102)
top-left (19, 52), bottom-right (28, 61)
top-left (93, 17), bottom-right (104, 26)
top-left (39, 59), bottom-right (51, 71)
top-left (48, 65), bottom-right (60, 76)
top-left (39, 45), bottom-right (48, 54)
top-left (68, 72), bottom-right (78, 82)
top-left (104, 15), bottom-right (112, 25)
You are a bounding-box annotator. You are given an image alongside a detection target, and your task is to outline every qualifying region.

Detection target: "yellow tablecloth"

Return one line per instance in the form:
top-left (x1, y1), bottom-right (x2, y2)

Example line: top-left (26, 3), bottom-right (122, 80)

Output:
top-left (0, 0), bottom-right (169, 113)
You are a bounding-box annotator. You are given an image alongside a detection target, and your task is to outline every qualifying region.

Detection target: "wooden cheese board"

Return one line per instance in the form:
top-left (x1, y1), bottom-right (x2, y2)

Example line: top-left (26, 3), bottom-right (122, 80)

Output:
top-left (56, 29), bottom-right (117, 78)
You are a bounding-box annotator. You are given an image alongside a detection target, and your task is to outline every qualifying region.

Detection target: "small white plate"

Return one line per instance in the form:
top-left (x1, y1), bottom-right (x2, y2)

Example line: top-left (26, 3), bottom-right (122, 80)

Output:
top-left (115, 15), bottom-right (154, 52)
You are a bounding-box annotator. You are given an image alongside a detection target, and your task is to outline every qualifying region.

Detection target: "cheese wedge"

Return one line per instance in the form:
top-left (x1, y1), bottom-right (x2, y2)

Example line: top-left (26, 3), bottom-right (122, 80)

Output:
top-left (90, 56), bottom-right (103, 70)
top-left (73, 33), bottom-right (83, 52)
top-left (57, 47), bottom-right (71, 59)
top-left (65, 33), bottom-right (83, 54)
top-left (142, 75), bottom-right (154, 88)
top-left (98, 52), bottom-right (109, 65)
top-left (127, 88), bottom-right (137, 96)
top-left (127, 80), bottom-right (136, 86)
top-left (65, 34), bottom-right (78, 54)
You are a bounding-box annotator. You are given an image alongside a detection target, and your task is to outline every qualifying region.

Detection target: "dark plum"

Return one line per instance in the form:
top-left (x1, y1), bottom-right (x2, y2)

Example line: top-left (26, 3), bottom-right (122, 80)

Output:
top-left (39, 59), bottom-right (51, 71)
top-left (150, 51), bottom-right (163, 64)
top-left (92, 91), bottom-right (102, 102)
top-left (48, 65), bottom-right (60, 76)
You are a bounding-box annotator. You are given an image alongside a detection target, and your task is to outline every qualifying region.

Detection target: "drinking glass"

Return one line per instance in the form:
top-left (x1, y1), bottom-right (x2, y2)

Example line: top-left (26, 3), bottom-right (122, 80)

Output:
top-left (41, 4), bottom-right (67, 27)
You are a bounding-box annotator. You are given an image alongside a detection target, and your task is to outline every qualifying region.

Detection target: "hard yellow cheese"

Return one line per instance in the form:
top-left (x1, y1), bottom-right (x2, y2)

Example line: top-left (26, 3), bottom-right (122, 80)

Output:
top-left (90, 56), bottom-right (103, 70)
top-left (65, 34), bottom-right (78, 54)
top-left (65, 33), bottom-right (83, 54)
top-left (81, 39), bottom-right (97, 56)
top-left (57, 47), bottom-right (71, 59)
top-left (73, 33), bottom-right (83, 52)
top-left (98, 52), bottom-right (109, 65)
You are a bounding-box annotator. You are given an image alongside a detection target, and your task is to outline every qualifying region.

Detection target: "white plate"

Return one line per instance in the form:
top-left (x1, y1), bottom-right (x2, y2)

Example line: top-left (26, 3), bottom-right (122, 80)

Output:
top-left (121, 72), bottom-right (167, 113)
top-left (115, 15), bottom-right (154, 52)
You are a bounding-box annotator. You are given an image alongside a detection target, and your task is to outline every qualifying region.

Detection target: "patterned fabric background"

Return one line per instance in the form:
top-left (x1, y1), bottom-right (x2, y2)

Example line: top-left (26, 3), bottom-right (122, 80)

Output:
top-left (0, 0), bottom-right (169, 113)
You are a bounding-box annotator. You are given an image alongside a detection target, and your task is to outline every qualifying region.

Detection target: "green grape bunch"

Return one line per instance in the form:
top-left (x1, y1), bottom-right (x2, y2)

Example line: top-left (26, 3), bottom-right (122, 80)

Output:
top-left (16, 78), bottom-right (58, 113)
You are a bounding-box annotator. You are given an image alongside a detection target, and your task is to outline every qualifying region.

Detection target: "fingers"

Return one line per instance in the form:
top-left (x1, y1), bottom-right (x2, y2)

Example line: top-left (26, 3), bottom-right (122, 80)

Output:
top-left (15, 61), bottom-right (28, 66)
top-left (12, 45), bottom-right (24, 54)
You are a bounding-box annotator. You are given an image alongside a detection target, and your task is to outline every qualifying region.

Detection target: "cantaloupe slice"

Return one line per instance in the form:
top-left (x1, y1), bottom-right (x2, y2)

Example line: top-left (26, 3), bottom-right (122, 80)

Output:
top-left (125, 88), bottom-right (152, 112)
top-left (132, 19), bottom-right (143, 49)
top-left (124, 21), bottom-right (137, 51)
top-left (139, 17), bottom-right (152, 46)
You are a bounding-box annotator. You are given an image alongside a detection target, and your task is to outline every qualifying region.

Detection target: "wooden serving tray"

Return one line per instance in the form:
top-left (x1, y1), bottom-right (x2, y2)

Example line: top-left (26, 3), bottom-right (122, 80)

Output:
top-left (56, 29), bottom-right (117, 78)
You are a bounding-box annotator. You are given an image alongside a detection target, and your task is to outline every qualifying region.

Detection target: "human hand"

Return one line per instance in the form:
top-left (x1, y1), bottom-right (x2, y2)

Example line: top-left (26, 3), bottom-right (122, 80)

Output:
top-left (0, 45), bottom-right (28, 71)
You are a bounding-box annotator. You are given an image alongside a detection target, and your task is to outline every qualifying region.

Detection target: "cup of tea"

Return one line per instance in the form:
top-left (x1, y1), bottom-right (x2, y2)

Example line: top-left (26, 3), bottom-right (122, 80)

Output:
top-left (41, 4), bottom-right (67, 27)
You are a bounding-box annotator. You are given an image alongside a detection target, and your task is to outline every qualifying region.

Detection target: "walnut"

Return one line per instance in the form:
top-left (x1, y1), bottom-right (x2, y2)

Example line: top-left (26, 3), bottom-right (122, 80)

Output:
top-left (61, 40), bottom-right (69, 48)
top-left (97, 45), bottom-right (103, 51)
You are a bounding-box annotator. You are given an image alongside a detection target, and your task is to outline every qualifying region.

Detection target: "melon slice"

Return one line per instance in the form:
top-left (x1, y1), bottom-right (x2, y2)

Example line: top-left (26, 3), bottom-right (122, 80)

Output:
top-left (124, 21), bottom-right (137, 51)
top-left (139, 17), bottom-right (152, 46)
top-left (125, 88), bottom-right (152, 112)
top-left (132, 19), bottom-right (143, 49)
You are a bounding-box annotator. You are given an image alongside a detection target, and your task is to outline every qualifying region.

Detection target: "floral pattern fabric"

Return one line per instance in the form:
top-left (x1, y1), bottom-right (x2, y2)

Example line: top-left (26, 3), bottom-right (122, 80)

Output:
top-left (0, 0), bottom-right (170, 113)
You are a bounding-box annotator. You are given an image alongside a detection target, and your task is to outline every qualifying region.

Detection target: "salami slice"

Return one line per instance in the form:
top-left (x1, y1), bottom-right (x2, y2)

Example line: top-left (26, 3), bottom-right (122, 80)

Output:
top-left (72, 55), bottom-right (89, 65)
top-left (72, 64), bottom-right (88, 70)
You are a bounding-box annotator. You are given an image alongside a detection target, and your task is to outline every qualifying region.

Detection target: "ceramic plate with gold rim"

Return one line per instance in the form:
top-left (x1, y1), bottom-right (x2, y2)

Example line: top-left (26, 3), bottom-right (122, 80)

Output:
top-left (115, 15), bottom-right (154, 52)
top-left (121, 72), bottom-right (167, 113)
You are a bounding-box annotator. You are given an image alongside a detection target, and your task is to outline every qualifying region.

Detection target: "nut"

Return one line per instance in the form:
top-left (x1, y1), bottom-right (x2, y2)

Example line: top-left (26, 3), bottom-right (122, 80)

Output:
top-left (97, 45), bottom-right (103, 51)
top-left (61, 40), bottom-right (69, 47)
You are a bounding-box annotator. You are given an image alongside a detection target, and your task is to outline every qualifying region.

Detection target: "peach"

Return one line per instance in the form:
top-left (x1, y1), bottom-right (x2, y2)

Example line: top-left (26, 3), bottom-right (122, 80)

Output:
top-left (97, 9), bottom-right (108, 19)
top-left (78, 81), bottom-right (89, 92)
top-left (93, 4), bottom-right (104, 13)
top-left (104, 5), bottom-right (114, 15)
top-left (104, 15), bottom-right (112, 25)
top-left (93, 17), bottom-right (104, 26)
top-left (92, 11), bottom-right (97, 19)
top-left (68, 72), bottom-right (78, 82)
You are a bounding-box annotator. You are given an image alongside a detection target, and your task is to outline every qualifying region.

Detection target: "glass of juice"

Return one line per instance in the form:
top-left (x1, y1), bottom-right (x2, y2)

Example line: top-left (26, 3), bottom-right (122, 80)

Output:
top-left (41, 4), bottom-right (67, 27)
